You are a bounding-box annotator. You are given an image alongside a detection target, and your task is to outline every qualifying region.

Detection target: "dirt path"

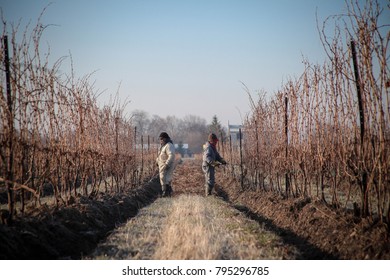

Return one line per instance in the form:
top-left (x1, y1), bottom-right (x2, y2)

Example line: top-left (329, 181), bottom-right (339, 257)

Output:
top-left (87, 160), bottom-right (297, 260)
top-left (88, 194), bottom-right (295, 260)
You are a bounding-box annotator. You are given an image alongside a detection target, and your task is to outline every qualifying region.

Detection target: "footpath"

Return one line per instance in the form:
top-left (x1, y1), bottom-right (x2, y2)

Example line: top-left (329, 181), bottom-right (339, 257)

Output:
top-left (87, 160), bottom-right (296, 260)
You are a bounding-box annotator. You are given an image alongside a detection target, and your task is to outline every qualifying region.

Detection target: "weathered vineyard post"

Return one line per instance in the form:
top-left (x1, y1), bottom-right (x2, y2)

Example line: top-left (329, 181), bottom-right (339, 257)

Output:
top-left (133, 126), bottom-right (138, 186)
top-left (220, 132), bottom-right (224, 156)
top-left (3, 35), bottom-right (15, 220)
top-left (115, 116), bottom-right (119, 191)
top-left (284, 93), bottom-right (290, 197)
top-left (140, 135), bottom-right (144, 185)
top-left (350, 40), bottom-right (368, 217)
top-left (147, 135), bottom-right (151, 178)
top-left (229, 134), bottom-right (233, 176)
top-left (239, 128), bottom-right (244, 190)
top-left (254, 119), bottom-right (260, 189)
top-left (220, 132), bottom-right (226, 176)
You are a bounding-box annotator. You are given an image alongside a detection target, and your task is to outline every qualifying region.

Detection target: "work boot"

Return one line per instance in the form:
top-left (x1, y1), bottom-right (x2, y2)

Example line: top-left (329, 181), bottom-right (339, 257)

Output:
top-left (160, 185), bottom-right (167, 198)
top-left (166, 184), bottom-right (173, 197)
top-left (205, 184), bottom-right (213, 196)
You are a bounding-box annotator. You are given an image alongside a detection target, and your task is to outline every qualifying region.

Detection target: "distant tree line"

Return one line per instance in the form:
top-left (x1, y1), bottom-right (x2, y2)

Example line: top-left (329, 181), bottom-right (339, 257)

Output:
top-left (131, 110), bottom-right (227, 154)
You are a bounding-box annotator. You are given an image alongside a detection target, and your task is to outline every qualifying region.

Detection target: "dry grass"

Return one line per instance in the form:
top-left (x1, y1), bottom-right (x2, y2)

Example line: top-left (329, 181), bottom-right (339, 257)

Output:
top-left (88, 194), bottom-right (290, 260)
top-left (154, 195), bottom-right (285, 259)
top-left (86, 197), bottom-right (171, 260)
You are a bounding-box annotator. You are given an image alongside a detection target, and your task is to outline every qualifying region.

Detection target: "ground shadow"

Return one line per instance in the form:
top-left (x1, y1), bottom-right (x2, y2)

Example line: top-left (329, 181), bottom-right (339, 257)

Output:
top-left (215, 183), bottom-right (338, 259)
top-left (233, 204), bottom-right (339, 259)
top-left (215, 185), bottom-right (230, 201)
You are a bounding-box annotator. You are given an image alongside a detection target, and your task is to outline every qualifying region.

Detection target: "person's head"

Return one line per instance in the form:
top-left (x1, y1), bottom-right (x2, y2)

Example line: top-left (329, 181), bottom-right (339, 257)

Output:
top-left (208, 133), bottom-right (218, 145)
top-left (159, 132), bottom-right (170, 144)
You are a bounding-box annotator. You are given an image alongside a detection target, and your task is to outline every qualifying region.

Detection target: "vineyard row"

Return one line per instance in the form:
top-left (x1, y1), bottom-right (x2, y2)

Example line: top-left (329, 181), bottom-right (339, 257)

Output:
top-left (219, 0), bottom-right (389, 225)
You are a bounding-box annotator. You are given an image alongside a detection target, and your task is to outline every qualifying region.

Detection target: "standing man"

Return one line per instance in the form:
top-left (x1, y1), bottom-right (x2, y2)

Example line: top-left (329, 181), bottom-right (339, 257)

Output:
top-left (202, 133), bottom-right (227, 196)
top-left (156, 132), bottom-right (175, 197)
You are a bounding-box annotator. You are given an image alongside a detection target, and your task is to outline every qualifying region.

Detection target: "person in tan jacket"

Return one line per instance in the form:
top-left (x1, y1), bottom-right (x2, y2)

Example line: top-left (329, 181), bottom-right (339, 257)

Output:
top-left (156, 132), bottom-right (175, 197)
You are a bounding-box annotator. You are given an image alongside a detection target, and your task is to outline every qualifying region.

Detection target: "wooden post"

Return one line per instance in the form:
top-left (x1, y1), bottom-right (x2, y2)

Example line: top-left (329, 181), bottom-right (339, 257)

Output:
top-left (220, 132), bottom-right (224, 157)
top-left (239, 128), bottom-right (244, 190)
top-left (133, 126), bottom-right (137, 186)
top-left (4, 35), bottom-right (14, 220)
top-left (285, 93), bottom-right (290, 197)
top-left (350, 40), bottom-right (365, 146)
top-left (220, 132), bottom-right (226, 175)
top-left (254, 119), bottom-right (260, 189)
top-left (350, 40), bottom-right (368, 216)
top-left (229, 134), bottom-right (233, 175)
top-left (115, 117), bottom-right (119, 155)
top-left (140, 135), bottom-right (144, 184)
top-left (147, 135), bottom-right (151, 177)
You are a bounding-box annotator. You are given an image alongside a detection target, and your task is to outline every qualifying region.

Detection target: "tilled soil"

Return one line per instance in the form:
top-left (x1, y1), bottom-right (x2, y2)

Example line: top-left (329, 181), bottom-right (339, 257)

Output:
top-left (215, 177), bottom-right (389, 259)
top-left (0, 178), bottom-right (162, 259)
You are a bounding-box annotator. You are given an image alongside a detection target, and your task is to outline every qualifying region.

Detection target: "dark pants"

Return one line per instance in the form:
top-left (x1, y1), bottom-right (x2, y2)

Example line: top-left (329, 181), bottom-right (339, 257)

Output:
top-left (202, 165), bottom-right (215, 195)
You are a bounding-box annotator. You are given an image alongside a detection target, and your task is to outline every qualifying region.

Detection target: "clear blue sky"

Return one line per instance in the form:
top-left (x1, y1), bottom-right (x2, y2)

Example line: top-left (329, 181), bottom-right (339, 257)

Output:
top-left (1, 0), bottom-right (388, 126)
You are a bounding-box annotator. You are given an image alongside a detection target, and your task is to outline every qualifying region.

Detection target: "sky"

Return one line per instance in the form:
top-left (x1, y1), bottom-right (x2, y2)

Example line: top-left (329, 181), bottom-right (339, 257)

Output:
top-left (1, 0), bottom-right (388, 126)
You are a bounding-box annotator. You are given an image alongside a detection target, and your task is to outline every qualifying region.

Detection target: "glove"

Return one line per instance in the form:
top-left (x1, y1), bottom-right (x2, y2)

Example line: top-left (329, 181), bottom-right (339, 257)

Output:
top-left (210, 161), bottom-right (221, 167)
top-left (220, 158), bottom-right (227, 165)
top-left (160, 164), bottom-right (167, 172)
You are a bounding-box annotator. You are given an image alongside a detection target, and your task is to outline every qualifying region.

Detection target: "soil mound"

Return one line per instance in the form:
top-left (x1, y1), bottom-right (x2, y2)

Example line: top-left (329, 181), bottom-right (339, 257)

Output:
top-left (0, 178), bottom-right (161, 259)
top-left (217, 176), bottom-right (390, 259)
